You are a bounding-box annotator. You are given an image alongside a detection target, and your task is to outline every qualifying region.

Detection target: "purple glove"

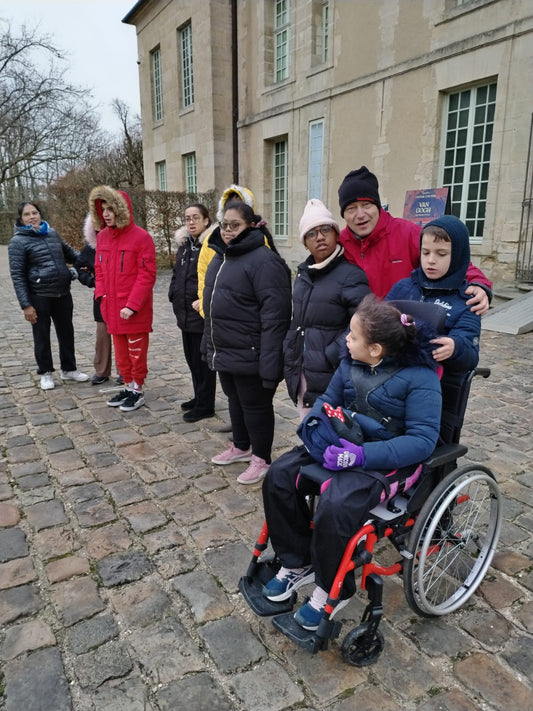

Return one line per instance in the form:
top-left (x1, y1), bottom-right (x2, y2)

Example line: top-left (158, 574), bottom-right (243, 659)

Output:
top-left (323, 438), bottom-right (365, 471)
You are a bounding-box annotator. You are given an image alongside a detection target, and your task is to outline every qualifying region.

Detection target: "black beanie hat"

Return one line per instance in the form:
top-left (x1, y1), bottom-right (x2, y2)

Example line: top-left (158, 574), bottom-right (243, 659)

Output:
top-left (338, 166), bottom-right (381, 216)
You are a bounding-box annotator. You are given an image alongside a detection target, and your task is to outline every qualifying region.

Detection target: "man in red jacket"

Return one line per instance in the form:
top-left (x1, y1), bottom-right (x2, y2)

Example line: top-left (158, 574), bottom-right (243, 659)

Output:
top-left (90, 185), bottom-right (157, 412)
top-left (337, 166), bottom-right (492, 315)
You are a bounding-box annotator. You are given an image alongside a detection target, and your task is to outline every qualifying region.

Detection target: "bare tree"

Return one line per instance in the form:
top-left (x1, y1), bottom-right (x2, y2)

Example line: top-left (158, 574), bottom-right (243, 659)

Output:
top-left (0, 23), bottom-right (101, 204)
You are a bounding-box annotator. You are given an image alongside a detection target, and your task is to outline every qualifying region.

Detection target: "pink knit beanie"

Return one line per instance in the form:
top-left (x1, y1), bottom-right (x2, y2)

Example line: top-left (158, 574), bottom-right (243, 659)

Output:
top-left (298, 199), bottom-right (340, 243)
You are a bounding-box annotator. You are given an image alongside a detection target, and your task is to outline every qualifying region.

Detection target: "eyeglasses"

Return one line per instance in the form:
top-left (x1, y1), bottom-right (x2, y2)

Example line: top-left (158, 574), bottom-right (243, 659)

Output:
top-left (221, 220), bottom-right (246, 232)
top-left (185, 215), bottom-right (203, 222)
top-left (304, 225), bottom-right (335, 241)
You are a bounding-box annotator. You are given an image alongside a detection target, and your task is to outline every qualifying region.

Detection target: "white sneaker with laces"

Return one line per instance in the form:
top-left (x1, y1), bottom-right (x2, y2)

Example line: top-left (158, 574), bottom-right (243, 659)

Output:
top-left (40, 372), bottom-right (55, 390)
top-left (60, 369), bottom-right (89, 382)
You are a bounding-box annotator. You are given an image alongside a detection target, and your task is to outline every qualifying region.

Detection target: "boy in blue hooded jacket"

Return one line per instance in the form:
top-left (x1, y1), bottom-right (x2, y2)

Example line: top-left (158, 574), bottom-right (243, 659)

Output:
top-left (386, 215), bottom-right (481, 373)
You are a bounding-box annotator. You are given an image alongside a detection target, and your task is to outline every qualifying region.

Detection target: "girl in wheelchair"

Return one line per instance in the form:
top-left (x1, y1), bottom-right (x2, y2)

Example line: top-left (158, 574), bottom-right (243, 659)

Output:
top-left (262, 294), bottom-right (442, 630)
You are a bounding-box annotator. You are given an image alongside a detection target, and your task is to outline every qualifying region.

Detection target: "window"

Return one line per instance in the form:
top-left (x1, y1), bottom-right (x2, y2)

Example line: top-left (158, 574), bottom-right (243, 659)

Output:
top-left (180, 23), bottom-right (194, 108)
top-left (151, 47), bottom-right (163, 122)
top-left (308, 120), bottom-right (324, 200)
top-left (273, 139), bottom-right (288, 238)
top-left (184, 153), bottom-right (197, 193)
top-left (156, 161), bottom-right (167, 191)
top-left (274, 0), bottom-right (290, 82)
top-left (321, 1), bottom-right (329, 63)
top-left (440, 82), bottom-right (497, 242)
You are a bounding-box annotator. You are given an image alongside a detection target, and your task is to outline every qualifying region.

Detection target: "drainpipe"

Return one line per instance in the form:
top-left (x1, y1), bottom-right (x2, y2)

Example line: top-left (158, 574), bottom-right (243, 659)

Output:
top-left (231, 0), bottom-right (239, 183)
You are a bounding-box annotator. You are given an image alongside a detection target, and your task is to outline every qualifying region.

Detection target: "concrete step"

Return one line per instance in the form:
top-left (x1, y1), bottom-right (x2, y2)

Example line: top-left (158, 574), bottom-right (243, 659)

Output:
top-left (482, 289), bottom-right (533, 334)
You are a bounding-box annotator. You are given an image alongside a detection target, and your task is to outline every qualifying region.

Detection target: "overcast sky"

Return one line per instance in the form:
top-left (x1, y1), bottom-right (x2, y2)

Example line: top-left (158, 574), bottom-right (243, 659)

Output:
top-left (2, 0), bottom-right (141, 134)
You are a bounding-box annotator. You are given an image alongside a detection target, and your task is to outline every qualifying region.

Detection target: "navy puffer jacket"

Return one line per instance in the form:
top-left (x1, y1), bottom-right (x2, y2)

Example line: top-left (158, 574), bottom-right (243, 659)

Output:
top-left (203, 227), bottom-right (292, 385)
top-left (8, 224), bottom-right (78, 309)
top-left (283, 248), bottom-right (370, 406)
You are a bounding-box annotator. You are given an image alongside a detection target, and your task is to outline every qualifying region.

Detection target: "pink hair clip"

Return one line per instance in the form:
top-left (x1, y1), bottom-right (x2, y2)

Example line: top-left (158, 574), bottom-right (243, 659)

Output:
top-left (400, 313), bottom-right (413, 327)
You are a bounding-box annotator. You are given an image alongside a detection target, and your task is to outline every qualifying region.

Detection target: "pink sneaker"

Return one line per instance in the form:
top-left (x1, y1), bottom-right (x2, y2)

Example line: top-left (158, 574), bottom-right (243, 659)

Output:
top-left (237, 455), bottom-right (270, 485)
top-left (211, 443), bottom-right (252, 465)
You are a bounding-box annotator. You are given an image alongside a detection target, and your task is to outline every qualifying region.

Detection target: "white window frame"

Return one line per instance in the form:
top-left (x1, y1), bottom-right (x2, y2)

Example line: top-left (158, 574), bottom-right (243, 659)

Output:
top-left (273, 139), bottom-right (288, 239)
top-left (274, 0), bottom-right (290, 83)
top-left (308, 119), bottom-right (324, 200)
top-left (439, 81), bottom-right (497, 243)
top-left (321, 1), bottom-right (329, 64)
top-left (151, 47), bottom-right (163, 122)
top-left (156, 161), bottom-right (167, 191)
top-left (180, 23), bottom-right (194, 108)
top-left (184, 153), bottom-right (197, 193)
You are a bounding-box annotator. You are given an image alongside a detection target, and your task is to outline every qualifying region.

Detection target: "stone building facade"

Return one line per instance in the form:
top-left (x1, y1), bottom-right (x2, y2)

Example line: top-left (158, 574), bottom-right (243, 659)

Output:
top-left (124, 0), bottom-right (533, 283)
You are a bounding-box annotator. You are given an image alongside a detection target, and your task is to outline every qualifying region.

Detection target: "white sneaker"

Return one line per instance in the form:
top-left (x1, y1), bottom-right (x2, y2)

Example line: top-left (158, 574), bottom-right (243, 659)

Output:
top-left (40, 372), bottom-right (55, 390)
top-left (60, 369), bottom-right (89, 382)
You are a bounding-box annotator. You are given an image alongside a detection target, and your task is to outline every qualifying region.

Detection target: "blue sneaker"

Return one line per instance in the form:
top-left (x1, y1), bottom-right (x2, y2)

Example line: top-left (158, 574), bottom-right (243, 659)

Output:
top-left (294, 594), bottom-right (350, 631)
top-left (262, 566), bottom-right (314, 602)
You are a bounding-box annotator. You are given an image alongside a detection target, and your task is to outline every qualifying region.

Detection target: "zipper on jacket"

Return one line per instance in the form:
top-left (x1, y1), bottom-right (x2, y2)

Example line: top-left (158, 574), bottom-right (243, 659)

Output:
top-left (208, 255), bottom-right (226, 370)
top-left (121, 251), bottom-right (125, 271)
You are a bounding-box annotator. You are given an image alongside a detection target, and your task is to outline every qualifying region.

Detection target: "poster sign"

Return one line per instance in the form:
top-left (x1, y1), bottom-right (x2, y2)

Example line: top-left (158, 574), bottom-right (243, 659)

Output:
top-left (402, 188), bottom-right (450, 226)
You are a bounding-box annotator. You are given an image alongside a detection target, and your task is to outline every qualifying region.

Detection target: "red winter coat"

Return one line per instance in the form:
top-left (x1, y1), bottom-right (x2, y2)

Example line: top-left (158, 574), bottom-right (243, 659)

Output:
top-left (339, 209), bottom-right (492, 298)
top-left (90, 186), bottom-right (156, 335)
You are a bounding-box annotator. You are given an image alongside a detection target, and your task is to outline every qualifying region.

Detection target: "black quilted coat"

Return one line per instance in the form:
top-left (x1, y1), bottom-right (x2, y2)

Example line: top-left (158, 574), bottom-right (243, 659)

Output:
top-left (8, 224), bottom-right (78, 309)
top-left (283, 249), bottom-right (370, 407)
top-left (203, 227), bottom-right (292, 386)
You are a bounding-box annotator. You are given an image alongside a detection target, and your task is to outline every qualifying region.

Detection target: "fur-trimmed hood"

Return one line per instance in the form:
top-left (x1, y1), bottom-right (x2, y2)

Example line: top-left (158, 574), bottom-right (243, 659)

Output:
top-left (89, 185), bottom-right (133, 231)
top-left (173, 224), bottom-right (214, 248)
top-left (83, 213), bottom-right (98, 248)
top-left (216, 184), bottom-right (255, 222)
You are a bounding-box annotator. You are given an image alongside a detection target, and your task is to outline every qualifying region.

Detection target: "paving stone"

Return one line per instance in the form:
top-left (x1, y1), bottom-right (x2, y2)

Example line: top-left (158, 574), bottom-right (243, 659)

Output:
top-left (19, 485), bottom-right (56, 507)
top-left (173, 569), bottom-right (234, 623)
top-left (460, 606), bottom-right (513, 648)
top-left (146, 477), bottom-right (189, 499)
top-left (0, 584), bottom-right (42, 624)
top-left (0, 527), bottom-right (27, 561)
top-left (3, 647), bottom-right (71, 711)
top-left (73, 497), bottom-right (117, 527)
top-left (85, 451), bottom-right (121, 469)
top-left (66, 614), bottom-right (119, 654)
top-left (0, 502), bottom-right (20, 527)
top-left (199, 615), bottom-right (266, 672)
top-left (140, 523), bottom-right (186, 554)
top-left (46, 555), bottom-right (90, 583)
top-left (205, 541), bottom-right (257, 593)
top-left (91, 676), bottom-right (155, 711)
top-left (515, 599), bottom-right (533, 633)
top-left (166, 489), bottom-right (214, 525)
top-left (127, 618), bottom-right (204, 683)
top-left (188, 517), bottom-right (240, 549)
top-left (7, 443), bottom-right (41, 463)
top-left (6, 434), bottom-right (34, 447)
top-left (94, 463), bottom-right (133, 484)
top-left (84, 521), bottom-right (132, 560)
top-left (107, 579), bottom-right (172, 628)
top-left (56, 468), bottom-right (96, 487)
top-left (415, 688), bottom-right (482, 711)
top-left (108, 428), bottom-right (144, 446)
top-left (231, 659), bottom-right (305, 711)
top-left (121, 500), bottom-right (168, 533)
top-left (106, 479), bottom-right (147, 506)
top-left (406, 617), bottom-right (473, 658)
top-left (0, 556), bottom-right (38, 589)
top-left (480, 574), bottom-right (524, 609)
top-left (1, 619), bottom-right (56, 660)
top-left (156, 672), bottom-right (233, 711)
top-left (33, 526), bottom-right (80, 561)
top-left (24, 499), bottom-right (68, 531)
top-left (51, 576), bottom-right (105, 626)
top-left (454, 652), bottom-right (533, 711)
top-left (16, 472), bottom-right (51, 490)
top-left (97, 550), bottom-right (154, 587)
top-left (206, 487), bottom-right (257, 517)
top-left (491, 549), bottom-right (532, 575)
top-left (45, 436), bottom-right (74, 453)
top-left (153, 547), bottom-right (198, 578)
top-left (74, 640), bottom-right (133, 690)
top-left (48, 449), bottom-right (86, 471)
top-left (502, 634), bottom-right (533, 679)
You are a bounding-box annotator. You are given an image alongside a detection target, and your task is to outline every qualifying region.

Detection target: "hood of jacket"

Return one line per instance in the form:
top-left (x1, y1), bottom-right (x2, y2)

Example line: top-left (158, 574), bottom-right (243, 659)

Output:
top-left (211, 226), bottom-right (266, 257)
top-left (415, 215), bottom-right (470, 290)
top-left (83, 213), bottom-right (98, 248)
top-left (89, 185), bottom-right (133, 231)
top-left (173, 224), bottom-right (213, 248)
top-left (216, 184), bottom-right (256, 222)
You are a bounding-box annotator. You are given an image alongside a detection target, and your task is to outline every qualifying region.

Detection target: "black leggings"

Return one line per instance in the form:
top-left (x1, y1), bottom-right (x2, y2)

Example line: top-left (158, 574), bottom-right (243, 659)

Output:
top-left (218, 372), bottom-right (276, 462)
top-left (30, 292), bottom-right (77, 374)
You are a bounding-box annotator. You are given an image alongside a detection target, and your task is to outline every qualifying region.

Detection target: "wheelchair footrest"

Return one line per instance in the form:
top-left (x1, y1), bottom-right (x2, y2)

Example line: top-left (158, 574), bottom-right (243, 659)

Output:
top-left (238, 562), bottom-right (296, 617)
top-left (272, 610), bottom-right (343, 654)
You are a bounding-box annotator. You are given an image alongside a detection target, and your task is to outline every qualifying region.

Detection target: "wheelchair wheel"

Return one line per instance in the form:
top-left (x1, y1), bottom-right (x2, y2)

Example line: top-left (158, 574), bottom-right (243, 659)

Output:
top-left (341, 624), bottom-right (384, 667)
top-left (403, 465), bottom-right (502, 617)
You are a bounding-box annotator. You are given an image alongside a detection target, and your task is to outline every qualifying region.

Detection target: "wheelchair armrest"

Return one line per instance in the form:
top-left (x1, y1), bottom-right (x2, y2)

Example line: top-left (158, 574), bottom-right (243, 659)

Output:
top-left (424, 443), bottom-right (468, 469)
top-left (299, 462), bottom-right (332, 486)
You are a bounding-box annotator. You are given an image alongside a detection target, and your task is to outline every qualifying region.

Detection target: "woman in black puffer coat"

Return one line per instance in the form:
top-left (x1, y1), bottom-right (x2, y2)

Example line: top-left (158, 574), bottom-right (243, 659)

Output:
top-left (168, 203), bottom-right (217, 423)
top-left (8, 201), bottom-right (88, 390)
top-left (283, 199), bottom-right (370, 418)
top-left (203, 201), bottom-right (292, 485)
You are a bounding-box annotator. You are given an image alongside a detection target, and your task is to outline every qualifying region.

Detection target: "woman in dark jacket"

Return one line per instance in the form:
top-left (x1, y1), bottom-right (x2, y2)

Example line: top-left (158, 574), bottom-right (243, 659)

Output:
top-left (203, 202), bottom-right (292, 485)
top-left (168, 203), bottom-right (217, 422)
top-left (8, 201), bottom-right (89, 390)
top-left (283, 199), bottom-right (370, 418)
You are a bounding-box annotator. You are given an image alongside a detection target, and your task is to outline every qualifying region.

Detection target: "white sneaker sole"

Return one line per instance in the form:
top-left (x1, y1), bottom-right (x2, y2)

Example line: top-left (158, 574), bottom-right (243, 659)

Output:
top-left (264, 571), bottom-right (315, 602)
top-left (211, 453), bottom-right (252, 465)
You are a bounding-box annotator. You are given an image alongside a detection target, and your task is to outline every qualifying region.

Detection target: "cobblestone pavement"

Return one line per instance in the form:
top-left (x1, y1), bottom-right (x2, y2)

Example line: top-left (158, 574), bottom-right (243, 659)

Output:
top-left (1, 244), bottom-right (532, 711)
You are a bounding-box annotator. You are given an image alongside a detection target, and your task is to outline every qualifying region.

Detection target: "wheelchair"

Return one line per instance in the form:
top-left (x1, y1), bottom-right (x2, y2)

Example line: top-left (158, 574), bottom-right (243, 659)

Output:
top-left (239, 359), bottom-right (502, 667)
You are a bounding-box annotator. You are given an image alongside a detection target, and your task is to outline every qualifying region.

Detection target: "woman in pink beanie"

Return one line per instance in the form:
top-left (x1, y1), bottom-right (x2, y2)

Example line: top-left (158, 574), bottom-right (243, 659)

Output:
top-left (284, 199), bottom-right (370, 418)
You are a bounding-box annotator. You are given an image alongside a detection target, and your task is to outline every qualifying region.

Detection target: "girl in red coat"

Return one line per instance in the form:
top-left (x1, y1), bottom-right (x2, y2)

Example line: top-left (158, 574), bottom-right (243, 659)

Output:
top-left (90, 186), bottom-right (157, 412)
